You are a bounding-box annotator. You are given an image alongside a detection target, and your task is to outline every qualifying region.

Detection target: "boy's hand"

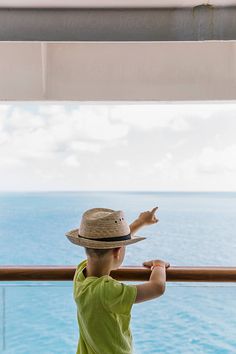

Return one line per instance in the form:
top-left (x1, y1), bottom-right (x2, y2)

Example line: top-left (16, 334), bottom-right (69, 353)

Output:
top-left (138, 207), bottom-right (159, 226)
top-left (142, 259), bottom-right (170, 269)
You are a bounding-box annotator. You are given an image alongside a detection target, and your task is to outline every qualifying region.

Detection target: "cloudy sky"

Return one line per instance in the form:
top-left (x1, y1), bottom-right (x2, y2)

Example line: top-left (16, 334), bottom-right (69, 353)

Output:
top-left (0, 103), bottom-right (236, 191)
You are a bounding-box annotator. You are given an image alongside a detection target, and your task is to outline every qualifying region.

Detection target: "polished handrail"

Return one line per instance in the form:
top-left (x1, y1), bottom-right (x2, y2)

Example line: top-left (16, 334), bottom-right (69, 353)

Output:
top-left (0, 266), bottom-right (236, 282)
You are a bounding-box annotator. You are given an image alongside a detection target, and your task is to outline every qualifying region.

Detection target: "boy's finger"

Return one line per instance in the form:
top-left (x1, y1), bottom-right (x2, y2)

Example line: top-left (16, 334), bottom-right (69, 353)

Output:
top-left (151, 206), bottom-right (158, 214)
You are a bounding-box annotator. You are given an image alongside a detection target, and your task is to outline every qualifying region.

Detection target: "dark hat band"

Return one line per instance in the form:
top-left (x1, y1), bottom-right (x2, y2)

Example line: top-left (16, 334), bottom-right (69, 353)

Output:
top-left (78, 233), bottom-right (131, 242)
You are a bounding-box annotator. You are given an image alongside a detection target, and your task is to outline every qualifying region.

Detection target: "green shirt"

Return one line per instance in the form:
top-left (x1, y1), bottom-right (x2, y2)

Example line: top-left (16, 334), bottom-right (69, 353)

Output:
top-left (73, 259), bottom-right (137, 354)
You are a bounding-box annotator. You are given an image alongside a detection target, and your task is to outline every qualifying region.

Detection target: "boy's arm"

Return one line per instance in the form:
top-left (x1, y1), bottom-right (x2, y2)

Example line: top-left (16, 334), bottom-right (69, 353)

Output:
top-left (129, 207), bottom-right (158, 235)
top-left (134, 260), bottom-right (169, 303)
top-left (129, 219), bottom-right (144, 235)
top-left (129, 207), bottom-right (165, 303)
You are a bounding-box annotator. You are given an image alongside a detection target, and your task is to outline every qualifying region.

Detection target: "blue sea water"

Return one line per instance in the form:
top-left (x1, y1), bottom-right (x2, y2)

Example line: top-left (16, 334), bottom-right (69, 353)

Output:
top-left (0, 192), bottom-right (236, 353)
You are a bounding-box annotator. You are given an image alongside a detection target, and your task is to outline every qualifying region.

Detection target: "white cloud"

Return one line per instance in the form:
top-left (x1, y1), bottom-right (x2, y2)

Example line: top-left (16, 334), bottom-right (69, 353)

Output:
top-left (8, 107), bottom-right (45, 132)
top-left (0, 131), bottom-right (9, 145)
top-left (1, 156), bottom-right (25, 167)
top-left (65, 155), bottom-right (81, 167)
top-left (1, 103), bottom-right (236, 191)
top-left (0, 104), bottom-right (10, 115)
top-left (111, 105), bottom-right (190, 131)
top-left (154, 153), bottom-right (173, 170)
top-left (69, 141), bottom-right (102, 154)
top-left (115, 160), bottom-right (130, 167)
top-left (38, 104), bottom-right (65, 116)
top-left (0, 105), bottom-right (129, 165)
top-left (70, 106), bottom-right (129, 141)
top-left (197, 145), bottom-right (236, 174)
top-left (111, 103), bottom-right (236, 133)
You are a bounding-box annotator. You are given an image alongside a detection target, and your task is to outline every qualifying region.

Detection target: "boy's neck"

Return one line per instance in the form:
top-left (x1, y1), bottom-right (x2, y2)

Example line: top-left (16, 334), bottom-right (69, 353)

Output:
top-left (85, 259), bottom-right (112, 278)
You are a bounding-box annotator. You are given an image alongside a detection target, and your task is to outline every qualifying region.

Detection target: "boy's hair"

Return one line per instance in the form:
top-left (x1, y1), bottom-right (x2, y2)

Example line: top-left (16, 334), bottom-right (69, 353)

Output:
top-left (85, 247), bottom-right (116, 257)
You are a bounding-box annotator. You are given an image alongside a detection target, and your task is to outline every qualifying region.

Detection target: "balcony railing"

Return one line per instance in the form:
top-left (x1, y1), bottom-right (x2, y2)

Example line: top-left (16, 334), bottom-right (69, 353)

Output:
top-left (0, 266), bottom-right (236, 282)
top-left (1, 266), bottom-right (236, 352)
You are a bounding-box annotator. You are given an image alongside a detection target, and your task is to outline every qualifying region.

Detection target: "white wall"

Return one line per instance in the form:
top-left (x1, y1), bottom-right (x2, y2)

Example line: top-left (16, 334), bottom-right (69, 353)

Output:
top-left (0, 41), bottom-right (236, 101)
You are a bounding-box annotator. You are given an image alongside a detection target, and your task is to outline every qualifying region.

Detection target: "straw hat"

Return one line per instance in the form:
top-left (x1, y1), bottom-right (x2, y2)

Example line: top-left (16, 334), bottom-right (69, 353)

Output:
top-left (65, 208), bottom-right (146, 249)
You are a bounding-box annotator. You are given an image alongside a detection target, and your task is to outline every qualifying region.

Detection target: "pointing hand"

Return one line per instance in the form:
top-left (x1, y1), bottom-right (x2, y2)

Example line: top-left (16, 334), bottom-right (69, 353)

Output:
top-left (138, 207), bottom-right (159, 226)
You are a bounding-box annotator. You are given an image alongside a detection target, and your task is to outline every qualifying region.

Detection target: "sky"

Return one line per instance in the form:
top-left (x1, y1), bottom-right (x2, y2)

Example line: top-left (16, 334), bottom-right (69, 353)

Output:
top-left (0, 102), bottom-right (236, 191)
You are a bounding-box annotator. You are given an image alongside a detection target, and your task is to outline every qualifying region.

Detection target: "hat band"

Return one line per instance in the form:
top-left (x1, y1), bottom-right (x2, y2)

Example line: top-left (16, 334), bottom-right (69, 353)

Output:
top-left (79, 233), bottom-right (131, 242)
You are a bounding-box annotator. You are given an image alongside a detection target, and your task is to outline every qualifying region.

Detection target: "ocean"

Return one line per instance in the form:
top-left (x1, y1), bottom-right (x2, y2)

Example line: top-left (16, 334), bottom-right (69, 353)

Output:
top-left (0, 192), bottom-right (236, 353)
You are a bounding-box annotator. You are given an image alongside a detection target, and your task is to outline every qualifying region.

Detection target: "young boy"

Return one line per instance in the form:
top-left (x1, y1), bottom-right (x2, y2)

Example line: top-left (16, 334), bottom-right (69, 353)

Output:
top-left (65, 207), bottom-right (170, 354)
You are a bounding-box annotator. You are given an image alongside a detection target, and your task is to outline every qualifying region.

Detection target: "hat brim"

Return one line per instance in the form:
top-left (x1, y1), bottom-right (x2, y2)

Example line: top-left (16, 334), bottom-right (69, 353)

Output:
top-left (65, 228), bottom-right (146, 249)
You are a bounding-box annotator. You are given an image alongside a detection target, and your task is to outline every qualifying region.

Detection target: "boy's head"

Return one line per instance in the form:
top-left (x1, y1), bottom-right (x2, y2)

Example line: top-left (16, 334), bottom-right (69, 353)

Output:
top-left (65, 207), bottom-right (145, 254)
top-left (85, 246), bottom-right (126, 269)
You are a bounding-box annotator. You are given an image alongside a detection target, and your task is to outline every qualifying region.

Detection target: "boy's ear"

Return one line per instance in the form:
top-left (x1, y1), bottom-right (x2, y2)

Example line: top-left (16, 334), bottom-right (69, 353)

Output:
top-left (113, 247), bottom-right (121, 258)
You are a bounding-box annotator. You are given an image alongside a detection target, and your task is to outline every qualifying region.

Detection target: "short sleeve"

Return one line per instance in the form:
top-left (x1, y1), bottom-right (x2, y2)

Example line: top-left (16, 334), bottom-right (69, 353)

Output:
top-left (73, 259), bottom-right (87, 282)
top-left (73, 259), bottom-right (87, 300)
top-left (103, 279), bottom-right (137, 315)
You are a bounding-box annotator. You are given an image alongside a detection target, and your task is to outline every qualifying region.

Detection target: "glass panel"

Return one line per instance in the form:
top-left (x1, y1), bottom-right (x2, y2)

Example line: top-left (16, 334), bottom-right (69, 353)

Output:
top-left (132, 284), bottom-right (236, 354)
top-left (0, 283), bottom-right (236, 353)
top-left (0, 283), bottom-right (77, 353)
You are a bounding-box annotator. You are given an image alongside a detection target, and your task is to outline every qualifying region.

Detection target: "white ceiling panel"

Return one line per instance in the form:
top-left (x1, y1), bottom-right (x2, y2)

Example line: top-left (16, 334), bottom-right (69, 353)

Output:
top-left (0, 41), bottom-right (236, 101)
top-left (0, 43), bottom-right (43, 100)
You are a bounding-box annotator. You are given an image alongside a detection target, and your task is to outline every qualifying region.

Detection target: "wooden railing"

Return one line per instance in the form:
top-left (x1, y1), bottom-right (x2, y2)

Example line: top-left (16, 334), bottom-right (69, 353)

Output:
top-left (0, 266), bottom-right (236, 282)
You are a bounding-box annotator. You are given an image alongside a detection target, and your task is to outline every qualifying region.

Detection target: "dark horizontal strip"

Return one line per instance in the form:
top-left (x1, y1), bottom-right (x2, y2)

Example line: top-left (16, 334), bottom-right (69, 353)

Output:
top-left (1, 7), bottom-right (236, 41)
top-left (79, 233), bottom-right (131, 242)
top-left (0, 266), bottom-right (236, 282)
